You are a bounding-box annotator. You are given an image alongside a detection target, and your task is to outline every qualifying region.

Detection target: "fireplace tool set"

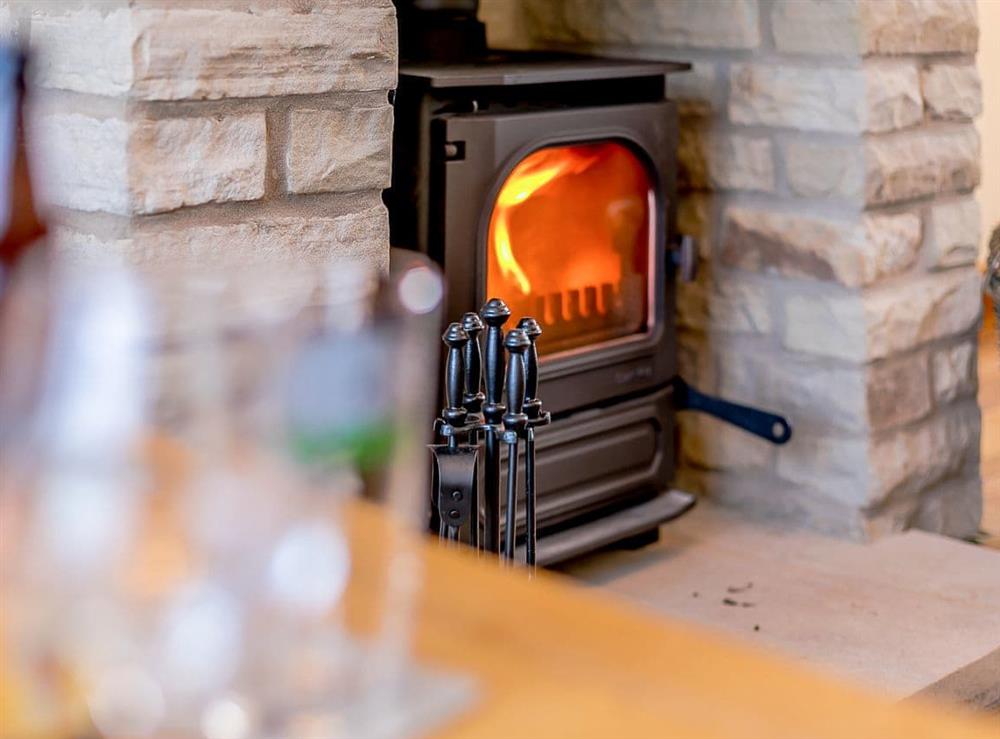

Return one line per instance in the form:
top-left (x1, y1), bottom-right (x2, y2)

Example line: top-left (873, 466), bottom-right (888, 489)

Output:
top-left (430, 298), bottom-right (550, 566)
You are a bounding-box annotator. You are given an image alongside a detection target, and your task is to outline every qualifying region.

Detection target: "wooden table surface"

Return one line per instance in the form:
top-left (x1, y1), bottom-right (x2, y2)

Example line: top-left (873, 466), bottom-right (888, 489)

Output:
top-left (342, 505), bottom-right (999, 739)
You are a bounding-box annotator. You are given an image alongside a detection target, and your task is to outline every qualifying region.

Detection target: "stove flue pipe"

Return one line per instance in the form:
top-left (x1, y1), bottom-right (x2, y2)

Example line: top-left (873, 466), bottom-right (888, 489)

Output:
top-left (394, 0), bottom-right (487, 63)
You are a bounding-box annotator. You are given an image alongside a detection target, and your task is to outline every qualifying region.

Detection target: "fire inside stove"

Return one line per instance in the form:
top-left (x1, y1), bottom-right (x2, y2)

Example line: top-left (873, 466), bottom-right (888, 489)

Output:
top-left (487, 140), bottom-right (654, 356)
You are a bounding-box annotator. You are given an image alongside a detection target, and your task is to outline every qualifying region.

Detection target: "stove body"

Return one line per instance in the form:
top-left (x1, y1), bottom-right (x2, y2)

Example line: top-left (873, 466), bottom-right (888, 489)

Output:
top-left (388, 51), bottom-right (696, 559)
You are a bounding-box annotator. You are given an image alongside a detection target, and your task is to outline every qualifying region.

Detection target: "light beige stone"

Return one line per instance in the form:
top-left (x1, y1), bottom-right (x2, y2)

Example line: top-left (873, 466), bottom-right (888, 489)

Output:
top-left (707, 134), bottom-right (774, 192)
top-left (130, 113), bottom-right (267, 213)
top-left (926, 197), bottom-right (980, 268)
top-left (864, 127), bottom-right (980, 205)
top-left (521, 0), bottom-right (760, 50)
top-left (869, 402), bottom-right (979, 505)
top-left (729, 63), bottom-right (920, 134)
top-left (676, 273), bottom-right (772, 335)
top-left (679, 412), bottom-right (774, 472)
top-left (287, 106), bottom-right (393, 194)
top-left (31, 110), bottom-right (267, 215)
top-left (721, 206), bottom-right (920, 287)
top-left (678, 129), bottom-right (774, 192)
top-left (717, 348), bottom-right (868, 434)
top-left (785, 140), bottom-right (865, 201)
top-left (776, 432), bottom-right (871, 508)
top-left (911, 474), bottom-right (982, 539)
top-left (31, 112), bottom-right (129, 214)
top-left (79, 204), bottom-right (389, 271)
top-left (865, 354), bottom-right (932, 430)
top-left (771, 0), bottom-right (863, 56)
top-left (140, 207), bottom-right (389, 270)
top-left (783, 269), bottom-right (982, 361)
top-left (27, 4), bottom-right (135, 97)
top-left (28, 2), bottom-right (397, 99)
top-left (932, 341), bottom-right (977, 404)
top-left (864, 62), bottom-right (922, 133)
top-left (776, 402), bottom-right (978, 510)
top-left (861, 0), bottom-right (979, 54)
top-left (922, 62), bottom-right (982, 120)
top-left (730, 64), bottom-right (864, 133)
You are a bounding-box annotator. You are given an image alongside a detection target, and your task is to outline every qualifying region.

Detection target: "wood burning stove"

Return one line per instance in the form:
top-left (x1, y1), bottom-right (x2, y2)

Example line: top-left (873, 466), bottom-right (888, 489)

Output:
top-left (388, 3), bottom-right (791, 564)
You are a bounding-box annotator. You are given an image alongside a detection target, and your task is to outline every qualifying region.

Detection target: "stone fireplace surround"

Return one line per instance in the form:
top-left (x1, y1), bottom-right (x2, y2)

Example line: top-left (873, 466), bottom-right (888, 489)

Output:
top-left (6, 0), bottom-right (984, 541)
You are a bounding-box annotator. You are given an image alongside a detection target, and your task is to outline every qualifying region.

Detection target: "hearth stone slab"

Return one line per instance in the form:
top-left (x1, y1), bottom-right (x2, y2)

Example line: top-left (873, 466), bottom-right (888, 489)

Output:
top-left (559, 502), bottom-right (1000, 702)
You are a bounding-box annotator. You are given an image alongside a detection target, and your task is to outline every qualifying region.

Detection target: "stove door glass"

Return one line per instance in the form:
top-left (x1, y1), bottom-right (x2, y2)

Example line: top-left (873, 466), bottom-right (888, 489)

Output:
top-left (486, 140), bottom-right (653, 357)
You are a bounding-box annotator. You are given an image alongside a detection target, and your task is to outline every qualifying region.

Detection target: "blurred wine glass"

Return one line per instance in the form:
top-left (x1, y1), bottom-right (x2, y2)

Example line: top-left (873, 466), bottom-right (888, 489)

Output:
top-left (0, 251), bottom-right (444, 738)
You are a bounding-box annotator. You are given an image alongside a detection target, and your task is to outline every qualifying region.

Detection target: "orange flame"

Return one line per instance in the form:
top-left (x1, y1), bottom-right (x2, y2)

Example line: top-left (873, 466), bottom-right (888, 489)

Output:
top-left (486, 141), bottom-right (652, 355)
top-left (491, 148), bottom-right (600, 294)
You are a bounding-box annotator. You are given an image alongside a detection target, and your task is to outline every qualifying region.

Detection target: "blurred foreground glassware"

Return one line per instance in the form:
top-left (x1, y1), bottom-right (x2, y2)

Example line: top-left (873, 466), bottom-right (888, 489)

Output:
top-left (0, 251), bottom-right (448, 739)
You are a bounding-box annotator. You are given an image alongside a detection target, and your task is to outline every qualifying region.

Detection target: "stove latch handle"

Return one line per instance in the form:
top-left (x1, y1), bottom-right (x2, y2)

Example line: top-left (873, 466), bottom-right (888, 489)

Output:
top-left (669, 376), bottom-right (792, 445)
top-left (670, 234), bottom-right (698, 282)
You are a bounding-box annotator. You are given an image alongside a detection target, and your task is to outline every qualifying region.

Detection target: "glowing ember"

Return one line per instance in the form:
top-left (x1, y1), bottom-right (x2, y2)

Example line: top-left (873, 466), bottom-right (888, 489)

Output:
top-left (486, 141), bottom-right (653, 355)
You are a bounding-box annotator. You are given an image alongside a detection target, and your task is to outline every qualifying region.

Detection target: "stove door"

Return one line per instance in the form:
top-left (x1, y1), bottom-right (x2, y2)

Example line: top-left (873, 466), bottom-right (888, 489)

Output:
top-left (438, 101), bottom-right (678, 412)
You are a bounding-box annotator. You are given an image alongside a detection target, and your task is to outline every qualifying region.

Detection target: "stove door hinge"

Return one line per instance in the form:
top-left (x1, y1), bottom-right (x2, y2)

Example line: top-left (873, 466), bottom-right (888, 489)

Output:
top-left (670, 233), bottom-right (698, 282)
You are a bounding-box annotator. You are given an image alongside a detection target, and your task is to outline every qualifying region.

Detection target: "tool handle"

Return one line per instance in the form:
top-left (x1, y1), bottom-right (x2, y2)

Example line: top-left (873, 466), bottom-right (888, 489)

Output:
top-left (480, 299), bottom-right (511, 421)
top-left (461, 312), bottom-right (484, 410)
top-left (517, 317), bottom-right (542, 405)
top-left (503, 328), bottom-right (530, 430)
top-left (442, 323), bottom-right (469, 426)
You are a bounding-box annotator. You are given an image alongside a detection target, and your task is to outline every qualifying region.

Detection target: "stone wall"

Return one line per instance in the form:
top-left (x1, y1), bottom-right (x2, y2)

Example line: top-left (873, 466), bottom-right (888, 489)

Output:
top-left (481, 0), bottom-right (983, 539)
top-left (4, 0), bottom-right (396, 271)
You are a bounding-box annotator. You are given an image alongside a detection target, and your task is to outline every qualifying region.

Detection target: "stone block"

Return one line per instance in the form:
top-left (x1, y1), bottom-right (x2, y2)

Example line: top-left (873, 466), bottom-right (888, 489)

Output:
top-left (926, 197), bottom-right (980, 268)
top-left (932, 341), bottom-right (977, 404)
top-left (127, 203), bottom-right (390, 271)
top-left (922, 62), bottom-right (982, 120)
top-left (678, 129), bottom-right (774, 193)
top-left (861, 0), bottom-right (979, 54)
top-left (784, 140), bottom-right (865, 202)
top-left (865, 353), bottom-right (932, 430)
top-left (522, 0), bottom-right (761, 50)
top-left (679, 412), bottom-right (775, 472)
top-left (911, 474), bottom-right (982, 539)
top-left (51, 201), bottom-right (390, 270)
top-left (27, 4), bottom-right (135, 97)
top-left (667, 61), bottom-right (719, 115)
top-left (864, 62), bottom-right (922, 133)
top-left (730, 64), bottom-right (864, 133)
top-left (869, 401), bottom-right (980, 505)
top-left (707, 134), bottom-right (774, 192)
top-left (776, 432), bottom-right (870, 508)
top-left (28, 2), bottom-right (397, 99)
top-left (287, 106), bottom-right (393, 194)
top-left (676, 273), bottom-right (772, 335)
top-left (864, 127), bottom-right (980, 205)
top-left (130, 113), bottom-right (267, 213)
top-left (729, 63), bottom-right (920, 133)
top-left (31, 112), bottom-right (130, 214)
top-left (771, 0), bottom-right (863, 56)
top-left (721, 206), bottom-right (920, 287)
top-left (783, 268), bottom-right (981, 361)
top-left (32, 110), bottom-right (267, 215)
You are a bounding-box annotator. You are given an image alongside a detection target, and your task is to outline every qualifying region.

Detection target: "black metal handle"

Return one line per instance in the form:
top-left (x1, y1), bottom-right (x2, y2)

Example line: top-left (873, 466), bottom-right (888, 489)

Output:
top-left (480, 298), bottom-right (511, 423)
top-left (503, 328), bottom-right (529, 430)
top-left (441, 322), bottom-right (469, 427)
top-left (670, 377), bottom-right (792, 445)
top-left (517, 317), bottom-right (541, 415)
top-left (461, 312), bottom-right (485, 413)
